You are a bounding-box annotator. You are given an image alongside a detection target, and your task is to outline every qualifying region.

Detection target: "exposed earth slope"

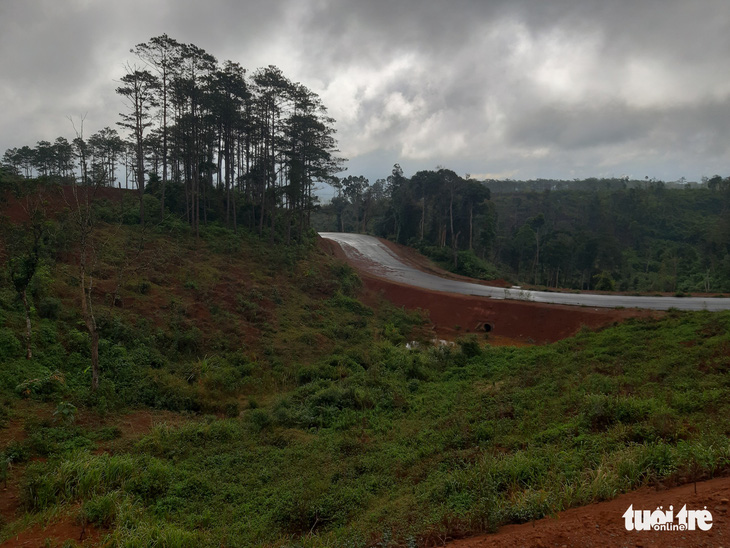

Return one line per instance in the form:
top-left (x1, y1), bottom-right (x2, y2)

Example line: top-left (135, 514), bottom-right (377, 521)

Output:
top-left (320, 233), bottom-right (660, 343)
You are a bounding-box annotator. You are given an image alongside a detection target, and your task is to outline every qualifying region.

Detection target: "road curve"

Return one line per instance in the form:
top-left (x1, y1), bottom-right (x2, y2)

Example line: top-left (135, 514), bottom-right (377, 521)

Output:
top-left (320, 232), bottom-right (730, 312)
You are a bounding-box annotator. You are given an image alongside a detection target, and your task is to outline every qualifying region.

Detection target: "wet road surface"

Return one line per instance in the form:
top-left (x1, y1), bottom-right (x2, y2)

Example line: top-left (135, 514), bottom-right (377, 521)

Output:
top-left (320, 232), bottom-right (730, 311)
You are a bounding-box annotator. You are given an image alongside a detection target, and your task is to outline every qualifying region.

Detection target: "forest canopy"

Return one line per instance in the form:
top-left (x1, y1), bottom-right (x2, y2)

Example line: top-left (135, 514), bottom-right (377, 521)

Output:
top-left (315, 170), bottom-right (730, 293)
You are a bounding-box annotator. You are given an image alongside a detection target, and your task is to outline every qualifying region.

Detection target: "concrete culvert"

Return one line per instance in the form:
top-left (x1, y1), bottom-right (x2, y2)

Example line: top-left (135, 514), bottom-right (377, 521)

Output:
top-left (481, 322), bottom-right (493, 333)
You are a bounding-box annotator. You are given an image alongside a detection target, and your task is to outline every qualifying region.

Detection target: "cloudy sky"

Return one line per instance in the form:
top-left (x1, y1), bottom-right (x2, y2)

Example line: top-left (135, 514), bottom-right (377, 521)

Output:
top-left (2, 0), bottom-right (730, 195)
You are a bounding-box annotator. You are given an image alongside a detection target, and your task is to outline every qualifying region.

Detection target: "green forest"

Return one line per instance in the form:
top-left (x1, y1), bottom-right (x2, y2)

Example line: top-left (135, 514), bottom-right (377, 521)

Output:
top-left (314, 169), bottom-right (730, 293)
top-left (1, 34), bottom-right (730, 548)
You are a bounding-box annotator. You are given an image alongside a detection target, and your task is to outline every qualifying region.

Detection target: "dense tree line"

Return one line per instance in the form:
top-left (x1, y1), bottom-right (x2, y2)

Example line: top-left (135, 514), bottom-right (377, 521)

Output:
top-left (319, 166), bottom-right (496, 275)
top-left (317, 168), bottom-right (730, 293)
top-left (2, 35), bottom-right (344, 242)
top-left (484, 176), bottom-right (708, 193)
top-left (489, 181), bottom-right (730, 292)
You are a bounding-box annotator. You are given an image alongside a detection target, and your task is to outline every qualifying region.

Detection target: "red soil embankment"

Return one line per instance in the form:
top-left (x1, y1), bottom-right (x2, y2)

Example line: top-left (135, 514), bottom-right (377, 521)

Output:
top-left (446, 476), bottom-right (730, 548)
top-left (363, 275), bottom-right (653, 344)
top-left (321, 235), bottom-right (654, 344)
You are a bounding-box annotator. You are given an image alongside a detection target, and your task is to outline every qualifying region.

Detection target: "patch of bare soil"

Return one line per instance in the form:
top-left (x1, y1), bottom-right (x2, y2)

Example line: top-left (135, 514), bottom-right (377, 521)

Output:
top-left (1, 518), bottom-right (103, 548)
top-left (0, 401), bottom-right (54, 451)
top-left (446, 476), bottom-right (730, 548)
top-left (77, 408), bottom-right (190, 447)
top-left (321, 235), bottom-right (655, 344)
top-left (1, 186), bottom-right (132, 224)
top-left (362, 275), bottom-right (653, 344)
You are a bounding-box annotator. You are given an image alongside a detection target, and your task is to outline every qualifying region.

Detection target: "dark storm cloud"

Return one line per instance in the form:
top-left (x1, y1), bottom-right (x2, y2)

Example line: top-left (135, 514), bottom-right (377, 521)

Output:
top-left (1, 0), bottom-right (729, 182)
top-left (507, 97), bottom-right (730, 160)
top-left (508, 102), bottom-right (653, 150)
top-left (0, 0), bottom-right (289, 151)
top-left (291, 0), bottom-right (730, 169)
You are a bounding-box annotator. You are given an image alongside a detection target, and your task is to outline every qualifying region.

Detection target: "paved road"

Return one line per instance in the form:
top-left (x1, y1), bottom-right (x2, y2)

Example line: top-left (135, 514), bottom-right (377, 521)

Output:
top-left (320, 232), bottom-right (730, 311)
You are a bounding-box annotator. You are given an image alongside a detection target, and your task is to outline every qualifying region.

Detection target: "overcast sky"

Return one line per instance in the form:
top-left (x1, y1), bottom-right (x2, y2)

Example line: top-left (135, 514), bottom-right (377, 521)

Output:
top-left (2, 0), bottom-right (730, 196)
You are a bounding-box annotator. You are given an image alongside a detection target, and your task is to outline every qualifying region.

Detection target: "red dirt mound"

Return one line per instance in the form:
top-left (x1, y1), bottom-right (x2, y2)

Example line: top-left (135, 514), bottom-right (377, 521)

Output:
top-left (446, 476), bottom-right (730, 548)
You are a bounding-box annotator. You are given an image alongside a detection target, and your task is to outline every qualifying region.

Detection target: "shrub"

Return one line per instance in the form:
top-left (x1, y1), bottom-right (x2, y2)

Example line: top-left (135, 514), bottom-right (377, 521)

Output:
top-left (331, 262), bottom-right (362, 295)
top-left (248, 409), bottom-right (272, 432)
top-left (38, 296), bottom-right (61, 320)
top-left (15, 370), bottom-right (67, 400)
top-left (53, 401), bottom-right (78, 426)
top-left (454, 249), bottom-right (499, 280)
top-left (0, 328), bottom-right (23, 360)
top-left (236, 294), bottom-right (262, 322)
top-left (329, 292), bottom-right (373, 316)
top-left (128, 458), bottom-right (173, 502)
top-left (4, 441), bottom-right (30, 464)
top-left (457, 335), bottom-right (482, 358)
top-left (66, 328), bottom-right (90, 355)
top-left (37, 320), bottom-right (58, 345)
top-left (81, 492), bottom-right (121, 527)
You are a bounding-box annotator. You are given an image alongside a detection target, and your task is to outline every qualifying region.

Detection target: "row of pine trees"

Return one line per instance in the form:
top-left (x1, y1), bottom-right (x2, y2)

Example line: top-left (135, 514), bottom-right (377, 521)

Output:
top-left (3, 35), bottom-right (344, 242)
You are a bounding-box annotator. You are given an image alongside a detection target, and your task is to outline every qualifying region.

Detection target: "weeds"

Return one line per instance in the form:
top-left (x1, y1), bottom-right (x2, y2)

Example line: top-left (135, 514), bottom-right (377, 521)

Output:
top-left (1, 217), bottom-right (729, 546)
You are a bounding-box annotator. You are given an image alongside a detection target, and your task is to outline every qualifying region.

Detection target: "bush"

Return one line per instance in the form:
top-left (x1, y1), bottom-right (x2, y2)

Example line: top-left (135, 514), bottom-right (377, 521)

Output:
top-left (248, 409), bottom-right (272, 432)
top-left (37, 320), bottom-right (58, 345)
top-left (53, 401), bottom-right (78, 426)
top-left (417, 246), bottom-right (499, 280)
top-left (457, 335), bottom-right (482, 358)
top-left (0, 328), bottom-right (23, 360)
top-left (81, 492), bottom-right (121, 527)
top-left (580, 394), bottom-right (653, 432)
top-left (67, 328), bottom-right (90, 355)
top-left (38, 296), bottom-right (61, 319)
top-left (454, 249), bottom-right (499, 280)
top-left (15, 370), bottom-right (67, 400)
top-left (4, 441), bottom-right (30, 464)
top-left (331, 262), bottom-right (362, 295)
top-left (128, 458), bottom-right (173, 502)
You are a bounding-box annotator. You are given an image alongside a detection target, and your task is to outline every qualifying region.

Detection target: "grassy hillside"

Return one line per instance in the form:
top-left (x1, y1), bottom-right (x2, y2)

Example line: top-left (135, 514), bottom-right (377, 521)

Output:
top-left (1, 196), bottom-right (729, 546)
top-left (0, 194), bottom-right (424, 409)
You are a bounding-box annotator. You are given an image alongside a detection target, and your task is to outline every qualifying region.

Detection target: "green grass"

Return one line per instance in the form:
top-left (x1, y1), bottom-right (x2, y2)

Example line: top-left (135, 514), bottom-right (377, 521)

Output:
top-left (3, 310), bottom-right (729, 546)
top-left (1, 220), bottom-right (729, 546)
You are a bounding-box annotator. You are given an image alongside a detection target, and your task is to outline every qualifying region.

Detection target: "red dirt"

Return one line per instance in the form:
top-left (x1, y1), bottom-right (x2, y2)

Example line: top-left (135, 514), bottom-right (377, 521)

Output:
top-left (1, 518), bottom-right (103, 547)
top-left (363, 275), bottom-right (654, 344)
top-left (446, 476), bottom-right (730, 548)
top-left (1, 185), bottom-right (132, 224)
top-left (76, 408), bottom-right (190, 445)
top-left (321, 236), bottom-right (655, 344)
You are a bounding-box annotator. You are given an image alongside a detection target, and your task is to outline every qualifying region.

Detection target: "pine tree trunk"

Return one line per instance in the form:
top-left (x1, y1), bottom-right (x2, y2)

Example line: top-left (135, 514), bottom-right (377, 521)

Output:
top-left (90, 329), bottom-right (99, 390)
top-left (21, 289), bottom-right (32, 360)
top-left (79, 255), bottom-right (99, 392)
